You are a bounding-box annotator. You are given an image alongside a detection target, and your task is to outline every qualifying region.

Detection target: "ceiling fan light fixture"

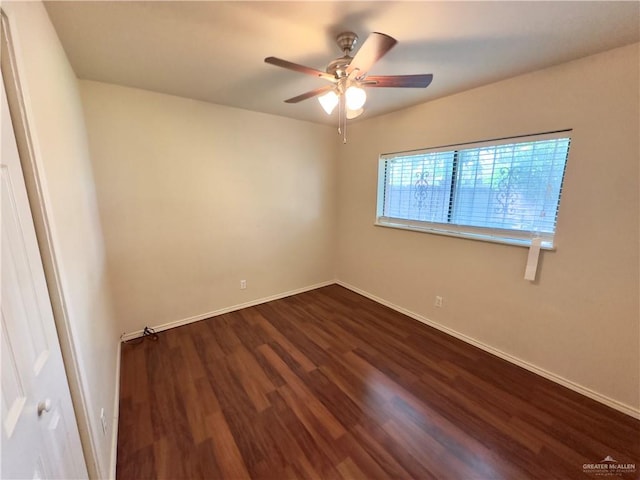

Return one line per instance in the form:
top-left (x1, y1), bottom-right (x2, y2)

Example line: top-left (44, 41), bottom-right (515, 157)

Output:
top-left (346, 107), bottom-right (364, 120)
top-left (345, 85), bottom-right (366, 110)
top-left (265, 31), bottom-right (432, 142)
top-left (318, 90), bottom-right (339, 114)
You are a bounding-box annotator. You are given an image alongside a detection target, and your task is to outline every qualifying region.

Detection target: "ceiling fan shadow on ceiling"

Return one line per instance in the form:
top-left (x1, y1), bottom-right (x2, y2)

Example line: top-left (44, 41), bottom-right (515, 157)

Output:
top-left (264, 31), bottom-right (433, 143)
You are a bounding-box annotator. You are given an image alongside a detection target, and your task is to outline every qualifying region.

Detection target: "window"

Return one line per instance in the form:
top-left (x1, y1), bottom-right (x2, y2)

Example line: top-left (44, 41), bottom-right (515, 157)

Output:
top-left (376, 131), bottom-right (571, 248)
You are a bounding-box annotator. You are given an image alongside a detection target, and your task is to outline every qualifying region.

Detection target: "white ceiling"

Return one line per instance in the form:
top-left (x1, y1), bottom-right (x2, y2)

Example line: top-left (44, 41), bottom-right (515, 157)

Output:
top-left (45, 1), bottom-right (639, 126)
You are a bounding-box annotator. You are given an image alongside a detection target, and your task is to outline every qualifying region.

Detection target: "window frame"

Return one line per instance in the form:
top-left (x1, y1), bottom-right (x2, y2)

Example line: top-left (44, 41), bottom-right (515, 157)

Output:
top-left (375, 130), bottom-right (572, 249)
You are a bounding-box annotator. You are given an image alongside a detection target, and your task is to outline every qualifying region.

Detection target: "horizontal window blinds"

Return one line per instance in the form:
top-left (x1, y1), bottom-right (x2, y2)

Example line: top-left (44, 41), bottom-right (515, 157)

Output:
top-left (378, 131), bottom-right (571, 246)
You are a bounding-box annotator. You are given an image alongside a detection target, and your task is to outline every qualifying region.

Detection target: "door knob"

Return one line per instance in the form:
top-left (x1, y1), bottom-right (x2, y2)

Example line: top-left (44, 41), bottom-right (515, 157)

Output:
top-left (37, 399), bottom-right (52, 416)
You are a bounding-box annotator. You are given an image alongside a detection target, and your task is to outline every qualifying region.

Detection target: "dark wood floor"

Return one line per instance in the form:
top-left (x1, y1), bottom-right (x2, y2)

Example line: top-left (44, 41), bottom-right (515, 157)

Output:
top-left (117, 285), bottom-right (639, 479)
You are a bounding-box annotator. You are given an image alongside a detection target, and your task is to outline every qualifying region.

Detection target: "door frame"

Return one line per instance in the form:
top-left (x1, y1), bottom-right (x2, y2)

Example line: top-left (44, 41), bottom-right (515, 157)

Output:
top-left (1, 11), bottom-right (98, 478)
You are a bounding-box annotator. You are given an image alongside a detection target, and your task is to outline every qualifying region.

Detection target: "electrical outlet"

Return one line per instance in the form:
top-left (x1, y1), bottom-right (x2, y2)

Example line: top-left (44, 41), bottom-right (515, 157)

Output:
top-left (240, 280), bottom-right (247, 290)
top-left (434, 296), bottom-right (443, 308)
top-left (100, 408), bottom-right (107, 435)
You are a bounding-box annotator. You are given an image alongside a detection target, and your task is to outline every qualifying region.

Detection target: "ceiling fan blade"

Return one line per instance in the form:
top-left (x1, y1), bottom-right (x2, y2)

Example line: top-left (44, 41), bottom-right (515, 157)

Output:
top-left (364, 74), bottom-right (433, 88)
top-left (346, 32), bottom-right (397, 78)
top-left (284, 85), bottom-right (334, 104)
top-left (265, 57), bottom-right (335, 82)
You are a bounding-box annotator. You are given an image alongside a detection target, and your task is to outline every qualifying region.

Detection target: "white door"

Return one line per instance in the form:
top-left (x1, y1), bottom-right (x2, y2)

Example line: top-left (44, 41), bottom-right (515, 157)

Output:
top-left (1, 71), bottom-right (87, 478)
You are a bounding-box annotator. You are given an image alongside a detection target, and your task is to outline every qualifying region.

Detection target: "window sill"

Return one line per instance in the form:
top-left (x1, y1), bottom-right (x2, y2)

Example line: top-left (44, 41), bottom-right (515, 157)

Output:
top-left (374, 219), bottom-right (555, 250)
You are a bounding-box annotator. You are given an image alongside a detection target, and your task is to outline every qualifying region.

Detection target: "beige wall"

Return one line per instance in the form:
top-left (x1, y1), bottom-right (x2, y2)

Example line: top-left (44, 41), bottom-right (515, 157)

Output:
top-left (2, 2), bottom-right (119, 477)
top-left (336, 43), bottom-right (639, 413)
top-left (79, 81), bottom-right (337, 336)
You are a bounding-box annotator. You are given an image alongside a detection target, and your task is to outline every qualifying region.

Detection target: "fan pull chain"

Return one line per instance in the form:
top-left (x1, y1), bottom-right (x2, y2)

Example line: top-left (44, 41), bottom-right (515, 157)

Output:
top-left (343, 115), bottom-right (347, 144)
top-left (337, 92), bottom-right (347, 143)
top-left (337, 92), bottom-right (342, 136)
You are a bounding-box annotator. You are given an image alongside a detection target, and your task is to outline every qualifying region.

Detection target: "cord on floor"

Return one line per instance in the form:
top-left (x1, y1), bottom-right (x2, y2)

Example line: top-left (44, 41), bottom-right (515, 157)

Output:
top-left (123, 326), bottom-right (159, 345)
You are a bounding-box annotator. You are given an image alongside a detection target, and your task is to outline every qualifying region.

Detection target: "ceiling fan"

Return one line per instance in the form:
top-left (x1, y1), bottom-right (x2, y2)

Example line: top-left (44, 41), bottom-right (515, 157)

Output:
top-left (265, 31), bottom-right (433, 142)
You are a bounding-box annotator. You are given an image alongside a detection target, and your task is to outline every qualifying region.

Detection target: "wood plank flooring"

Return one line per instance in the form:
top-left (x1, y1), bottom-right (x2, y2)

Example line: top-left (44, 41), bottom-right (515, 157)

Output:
top-left (117, 285), bottom-right (639, 479)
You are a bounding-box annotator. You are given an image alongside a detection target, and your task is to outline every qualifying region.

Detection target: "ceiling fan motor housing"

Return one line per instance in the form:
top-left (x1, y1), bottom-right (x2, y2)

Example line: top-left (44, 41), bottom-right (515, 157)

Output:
top-left (326, 56), bottom-right (352, 79)
top-left (326, 32), bottom-right (359, 79)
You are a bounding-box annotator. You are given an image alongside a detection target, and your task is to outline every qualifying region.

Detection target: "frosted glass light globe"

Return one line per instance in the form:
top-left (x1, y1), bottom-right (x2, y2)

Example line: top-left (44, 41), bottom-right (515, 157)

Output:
top-left (318, 90), bottom-right (339, 114)
top-left (346, 108), bottom-right (364, 119)
top-left (345, 86), bottom-right (366, 110)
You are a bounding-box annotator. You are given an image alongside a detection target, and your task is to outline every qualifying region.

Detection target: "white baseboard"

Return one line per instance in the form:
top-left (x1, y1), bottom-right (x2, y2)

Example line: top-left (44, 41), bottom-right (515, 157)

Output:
top-left (108, 340), bottom-right (121, 480)
top-left (336, 280), bottom-right (640, 420)
top-left (120, 280), bottom-right (336, 342)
